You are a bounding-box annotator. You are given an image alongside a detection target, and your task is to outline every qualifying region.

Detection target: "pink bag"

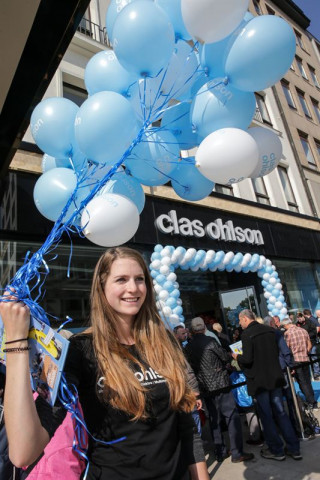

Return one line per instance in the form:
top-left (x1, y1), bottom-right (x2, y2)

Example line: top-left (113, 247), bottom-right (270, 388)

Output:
top-left (23, 395), bottom-right (87, 479)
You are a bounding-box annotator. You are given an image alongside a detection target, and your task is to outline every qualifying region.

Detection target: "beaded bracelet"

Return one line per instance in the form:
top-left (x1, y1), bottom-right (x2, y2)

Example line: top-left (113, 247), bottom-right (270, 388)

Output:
top-left (3, 346), bottom-right (31, 353)
top-left (5, 337), bottom-right (28, 345)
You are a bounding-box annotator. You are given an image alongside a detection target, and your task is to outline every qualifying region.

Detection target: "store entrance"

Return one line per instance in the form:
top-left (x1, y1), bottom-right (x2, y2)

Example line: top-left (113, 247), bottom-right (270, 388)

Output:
top-left (219, 286), bottom-right (260, 334)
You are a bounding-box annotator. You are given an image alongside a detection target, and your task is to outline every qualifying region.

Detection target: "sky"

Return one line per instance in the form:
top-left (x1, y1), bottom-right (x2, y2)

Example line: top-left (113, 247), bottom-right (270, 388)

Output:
top-left (293, 0), bottom-right (320, 40)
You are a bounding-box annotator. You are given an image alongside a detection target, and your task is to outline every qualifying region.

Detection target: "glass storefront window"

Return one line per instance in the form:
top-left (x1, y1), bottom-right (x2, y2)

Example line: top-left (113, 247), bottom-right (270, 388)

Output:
top-left (274, 259), bottom-right (320, 315)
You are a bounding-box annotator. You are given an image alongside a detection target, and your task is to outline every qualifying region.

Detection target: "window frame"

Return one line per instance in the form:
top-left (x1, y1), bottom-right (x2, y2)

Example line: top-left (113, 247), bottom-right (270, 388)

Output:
top-left (277, 166), bottom-right (299, 213)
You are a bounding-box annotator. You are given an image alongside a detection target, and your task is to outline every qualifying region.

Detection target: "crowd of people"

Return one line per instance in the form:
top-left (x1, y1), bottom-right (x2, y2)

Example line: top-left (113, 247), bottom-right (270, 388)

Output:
top-left (0, 246), bottom-right (320, 478)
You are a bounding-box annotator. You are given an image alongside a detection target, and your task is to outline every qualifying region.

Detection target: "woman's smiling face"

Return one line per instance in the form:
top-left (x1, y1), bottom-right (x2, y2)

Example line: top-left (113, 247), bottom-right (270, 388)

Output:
top-left (104, 258), bottom-right (147, 323)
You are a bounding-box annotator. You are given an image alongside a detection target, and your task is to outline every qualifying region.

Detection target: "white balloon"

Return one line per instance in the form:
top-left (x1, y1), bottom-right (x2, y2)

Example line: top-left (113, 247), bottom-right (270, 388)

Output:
top-left (170, 314), bottom-right (180, 323)
top-left (162, 306), bottom-right (172, 316)
top-left (161, 256), bottom-right (172, 266)
top-left (269, 296), bottom-right (277, 304)
top-left (223, 251), bottom-right (234, 265)
top-left (269, 277), bottom-right (277, 286)
top-left (159, 290), bottom-right (169, 300)
top-left (185, 248), bottom-right (197, 261)
top-left (240, 253), bottom-right (252, 268)
top-left (181, 0), bottom-right (249, 43)
top-left (280, 308), bottom-right (288, 315)
top-left (196, 128), bottom-right (259, 185)
top-left (248, 127), bottom-right (283, 178)
top-left (275, 301), bottom-right (283, 309)
top-left (161, 247), bottom-right (172, 257)
top-left (167, 272), bottom-right (177, 282)
top-left (154, 284), bottom-right (163, 294)
top-left (81, 194), bottom-right (139, 247)
top-left (151, 260), bottom-right (161, 270)
top-left (275, 283), bottom-right (283, 290)
top-left (263, 273), bottom-right (270, 281)
top-left (264, 292), bottom-right (272, 299)
top-left (160, 265), bottom-right (170, 275)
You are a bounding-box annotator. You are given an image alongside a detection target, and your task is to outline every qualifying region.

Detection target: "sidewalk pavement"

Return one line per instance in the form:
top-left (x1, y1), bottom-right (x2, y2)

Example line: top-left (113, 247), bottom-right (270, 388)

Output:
top-left (203, 408), bottom-right (320, 479)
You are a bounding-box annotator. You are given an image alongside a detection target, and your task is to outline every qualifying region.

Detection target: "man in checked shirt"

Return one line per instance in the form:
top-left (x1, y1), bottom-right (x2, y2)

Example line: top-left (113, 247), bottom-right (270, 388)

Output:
top-left (282, 318), bottom-right (318, 409)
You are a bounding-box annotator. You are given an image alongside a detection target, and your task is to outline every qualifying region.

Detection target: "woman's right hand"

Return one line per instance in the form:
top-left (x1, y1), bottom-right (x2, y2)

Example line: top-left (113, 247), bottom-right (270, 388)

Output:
top-left (0, 289), bottom-right (30, 341)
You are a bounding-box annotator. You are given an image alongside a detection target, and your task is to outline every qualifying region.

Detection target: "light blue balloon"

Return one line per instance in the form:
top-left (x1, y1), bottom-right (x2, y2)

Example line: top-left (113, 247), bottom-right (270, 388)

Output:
top-left (248, 253), bottom-right (260, 270)
top-left (261, 280), bottom-right (268, 288)
top-left (75, 91), bottom-right (140, 164)
top-left (208, 251), bottom-right (224, 269)
top-left (33, 168), bottom-right (90, 223)
top-left (200, 14), bottom-right (253, 80)
top-left (155, 0), bottom-right (191, 41)
top-left (161, 102), bottom-right (199, 150)
top-left (266, 284), bottom-right (274, 292)
top-left (156, 274), bottom-right (166, 285)
top-left (191, 78), bottom-right (256, 140)
top-left (99, 170), bottom-right (145, 213)
top-left (113, 0), bottom-right (175, 77)
top-left (171, 158), bottom-right (214, 201)
top-left (151, 251), bottom-right (162, 261)
top-left (272, 308), bottom-right (280, 316)
top-left (125, 129), bottom-right (180, 186)
top-left (265, 266), bottom-right (274, 274)
top-left (189, 250), bottom-right (206, 268)
top-left (230, 252), bottom-right (243, 267)
top-left (225, 15), bottom-right (296, 92)
top-left (85, 50), bottom-right (138, 96)
top-left (166, 297), bottom-right (177, 308)
top-left (271, 289), bottom-right (280, 297)
top-left (154, 244), bottom-right (163, 252)
top-left (176, 70), bottom-right (208, 102)
top-left (106, 0), bottom-right (137, 43)
top-left (278, 295), bottom-right (285, 303)
top-left (163, 281), bottom-right (174, 292)
top-left (173, 306), bottom-right (183, 315)
top-left (150, 270), bottom-right (158, 278)
top-left (41, 154), bottom-right (71, 173)
top-left (31, 97), bottom-right (78, 158)
top-left (171, 289), bottom-right (180, 298)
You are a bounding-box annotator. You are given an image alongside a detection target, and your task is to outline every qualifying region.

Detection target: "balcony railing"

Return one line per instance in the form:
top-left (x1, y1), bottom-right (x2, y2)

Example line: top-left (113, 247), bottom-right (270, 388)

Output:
top-left (77, 17), bottom-right (111, 47)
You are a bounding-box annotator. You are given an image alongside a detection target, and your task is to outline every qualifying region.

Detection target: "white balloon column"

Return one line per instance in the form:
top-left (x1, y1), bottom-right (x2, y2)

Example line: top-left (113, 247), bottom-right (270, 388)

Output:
top-left (150, 245), bottom-right (288, 327)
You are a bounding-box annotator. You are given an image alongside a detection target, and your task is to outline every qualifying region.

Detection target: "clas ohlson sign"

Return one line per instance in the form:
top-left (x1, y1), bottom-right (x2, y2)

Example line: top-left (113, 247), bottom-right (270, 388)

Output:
top-left (155, 210), bottom-right (264, 246)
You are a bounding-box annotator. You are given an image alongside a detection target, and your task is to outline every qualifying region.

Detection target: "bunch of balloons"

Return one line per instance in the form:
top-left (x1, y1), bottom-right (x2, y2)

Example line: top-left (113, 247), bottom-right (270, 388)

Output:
top-left (150, 244), bottom-right (287, 327)
top-left (30, 0), bottom-right (296, 248)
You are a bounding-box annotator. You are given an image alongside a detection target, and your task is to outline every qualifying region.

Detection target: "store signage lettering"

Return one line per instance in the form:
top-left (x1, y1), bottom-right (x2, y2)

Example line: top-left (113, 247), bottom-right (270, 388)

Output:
top-left (155, 210), bottom-right (264, 246)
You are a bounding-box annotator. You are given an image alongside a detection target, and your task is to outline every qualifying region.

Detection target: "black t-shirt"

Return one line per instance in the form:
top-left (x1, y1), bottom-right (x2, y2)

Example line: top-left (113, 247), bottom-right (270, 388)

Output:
top-left (36, 334), bottom-right (203, 480)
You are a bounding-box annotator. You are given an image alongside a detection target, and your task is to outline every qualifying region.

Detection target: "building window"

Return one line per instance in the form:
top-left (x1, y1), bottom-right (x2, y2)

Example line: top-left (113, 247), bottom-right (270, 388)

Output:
top-left (296, 56), bottom-right (308, 80)
top-left (63, 82), bottom-right (87, 106)
top-left (311, 98), bottom-right (320, 123)
top-left (252, 177), bottom-right (270, 205)
top-left (214, 184), bottom-right (234, 196)
top-left (266, 6), bottom-right (275, 15)
top-left (295, 30), bottom-right (304, 50)
top-left (254, 93), bottom-right (272, 125)
top-left (315, 140), bottom-right (320, 161)
top-left (309, 66), bottom-right (320, 88)
top-left (296, 89), bottom-right (312, 119)
top-left (299, 132), bottom-right (317, 167)
top-left (278, 167), bottom-right (299, 212)
top-left (281, 81), bottom-right (296, 109)
top-left (252, 0), bottom-right (261, 15)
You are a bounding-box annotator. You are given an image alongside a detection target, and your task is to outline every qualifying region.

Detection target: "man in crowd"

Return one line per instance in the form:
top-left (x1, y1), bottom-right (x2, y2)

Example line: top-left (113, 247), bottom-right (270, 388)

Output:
top-left (185, 316), bottom-right (254, 464)
top-left (233, 309), bottom-right (301, 461)
top-left (303, 309), bottom-right (318, 327)
top-left (297, 312), bottom-right (320, 379)
top-left (173, 324), bottom-right (202, 434)
top-left (282, 318), bottom-right (318, 409)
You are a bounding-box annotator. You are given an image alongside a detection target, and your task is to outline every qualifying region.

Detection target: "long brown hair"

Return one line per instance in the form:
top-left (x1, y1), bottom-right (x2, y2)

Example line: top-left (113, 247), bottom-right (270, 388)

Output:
top-left (87, 247), bottom-right (196, 420)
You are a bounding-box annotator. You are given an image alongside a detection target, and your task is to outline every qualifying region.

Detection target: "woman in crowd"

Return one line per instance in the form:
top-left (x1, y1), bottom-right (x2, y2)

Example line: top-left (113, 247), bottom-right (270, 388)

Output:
top-left (0, 247), bottom-right (208, 480)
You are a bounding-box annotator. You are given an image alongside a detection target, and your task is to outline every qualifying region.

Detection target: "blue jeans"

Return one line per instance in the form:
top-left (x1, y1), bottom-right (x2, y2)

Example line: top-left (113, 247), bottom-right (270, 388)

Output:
top-left (204, 391), bottom-right (243, 460)
top-left (310, 345), bottom-right (320, 377)
top-left (191, 407), bottom-right (202, 436)
top-left (255, 388), bottom-right (300, 455)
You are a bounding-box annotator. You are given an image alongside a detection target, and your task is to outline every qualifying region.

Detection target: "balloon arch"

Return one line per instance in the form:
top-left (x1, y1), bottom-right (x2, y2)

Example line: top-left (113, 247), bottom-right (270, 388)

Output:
top-left (149, 244), bottom-right (288, 328)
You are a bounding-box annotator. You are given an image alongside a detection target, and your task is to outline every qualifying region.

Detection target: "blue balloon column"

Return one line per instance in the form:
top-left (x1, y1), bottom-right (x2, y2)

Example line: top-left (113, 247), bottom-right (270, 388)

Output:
top-left (150, 245), bottom-right (288, 328)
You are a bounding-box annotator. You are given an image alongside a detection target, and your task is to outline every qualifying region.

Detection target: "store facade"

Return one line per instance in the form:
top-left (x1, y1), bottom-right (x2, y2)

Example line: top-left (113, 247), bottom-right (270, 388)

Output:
top-left (1, 170), bottom-right (320, 334)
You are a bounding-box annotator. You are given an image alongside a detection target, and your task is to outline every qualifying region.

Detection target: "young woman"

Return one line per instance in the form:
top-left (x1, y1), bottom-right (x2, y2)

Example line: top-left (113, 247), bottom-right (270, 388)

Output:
top-left (0, 247), bottom-right (209, 480)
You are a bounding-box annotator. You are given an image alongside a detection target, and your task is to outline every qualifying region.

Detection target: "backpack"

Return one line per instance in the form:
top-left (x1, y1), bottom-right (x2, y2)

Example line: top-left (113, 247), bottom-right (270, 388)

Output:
top-left (296, 395), bottom-right (320, 437)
